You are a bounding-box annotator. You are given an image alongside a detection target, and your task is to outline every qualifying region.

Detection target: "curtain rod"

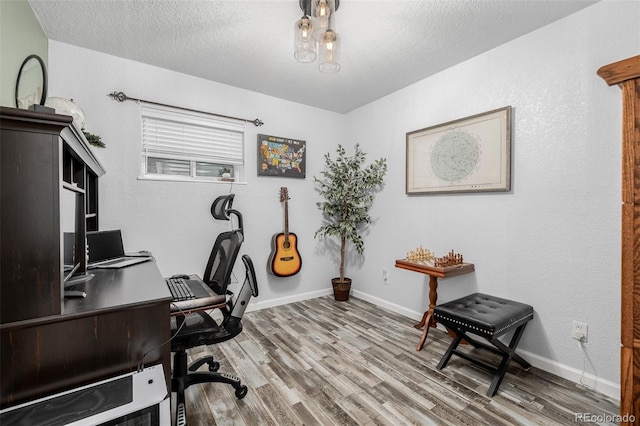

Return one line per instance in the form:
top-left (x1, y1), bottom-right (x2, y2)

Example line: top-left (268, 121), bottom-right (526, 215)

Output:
top-left (107, 91), bottom-right (264, 127)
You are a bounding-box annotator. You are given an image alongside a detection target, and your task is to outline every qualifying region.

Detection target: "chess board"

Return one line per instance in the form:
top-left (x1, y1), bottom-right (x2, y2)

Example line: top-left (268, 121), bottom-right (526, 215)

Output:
top-left (395, 258), bottom-right (474, 278)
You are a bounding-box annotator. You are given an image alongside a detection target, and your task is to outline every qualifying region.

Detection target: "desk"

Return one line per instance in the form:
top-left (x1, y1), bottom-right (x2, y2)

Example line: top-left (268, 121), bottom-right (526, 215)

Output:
top-left (65, 260), bottom-right (171, 314)
top-left (1, 260), bottom-right (172, 408)
top-left (395, 259), bottom-right (474, 351)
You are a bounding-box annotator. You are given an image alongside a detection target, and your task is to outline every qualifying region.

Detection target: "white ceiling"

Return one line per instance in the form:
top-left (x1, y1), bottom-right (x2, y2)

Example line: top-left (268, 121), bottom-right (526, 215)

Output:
top-left (28, 0), bottom-right (598, 114)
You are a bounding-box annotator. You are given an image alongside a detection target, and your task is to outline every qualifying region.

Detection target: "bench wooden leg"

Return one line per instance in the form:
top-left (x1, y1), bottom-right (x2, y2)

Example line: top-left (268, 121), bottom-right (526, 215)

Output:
top-left (436, 322), bottom-right (530, 397)
top-left (437, 331), bottom-right (465, 369)
top-left (491, 327), bottom-right (531, 370)
top-left (487, 322), bottom-right (529, 396)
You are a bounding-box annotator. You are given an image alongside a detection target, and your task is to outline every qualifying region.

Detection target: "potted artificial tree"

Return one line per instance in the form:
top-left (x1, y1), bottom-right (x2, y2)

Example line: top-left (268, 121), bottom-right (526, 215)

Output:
top-left (314, 144), bottom-right (387, 301)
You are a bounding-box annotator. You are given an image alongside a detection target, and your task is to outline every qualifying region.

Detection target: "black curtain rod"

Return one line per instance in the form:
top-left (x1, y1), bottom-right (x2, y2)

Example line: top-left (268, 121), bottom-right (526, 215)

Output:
top-left (107, 91), bottom-right (264, 127)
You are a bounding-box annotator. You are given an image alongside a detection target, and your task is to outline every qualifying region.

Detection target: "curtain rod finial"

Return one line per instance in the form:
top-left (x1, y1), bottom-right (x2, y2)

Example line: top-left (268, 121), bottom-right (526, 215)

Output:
top-left (108, 91), bottom-right (128, 102)
top-left (253, 119), bottom-right (264, 127)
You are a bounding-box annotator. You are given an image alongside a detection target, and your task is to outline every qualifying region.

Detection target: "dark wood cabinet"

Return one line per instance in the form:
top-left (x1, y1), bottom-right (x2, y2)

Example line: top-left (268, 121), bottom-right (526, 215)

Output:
top-left (0, 107), bottom-right (104, 323)
top-left (1, 109), bottom-right (71, 323)
top-left (0, 107), bottom-right (172, 409)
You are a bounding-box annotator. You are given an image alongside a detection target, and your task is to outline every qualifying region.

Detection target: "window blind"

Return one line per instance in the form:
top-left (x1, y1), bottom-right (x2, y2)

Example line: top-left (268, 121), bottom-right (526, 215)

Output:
top-left (141, 103), bottom-right (245, 165)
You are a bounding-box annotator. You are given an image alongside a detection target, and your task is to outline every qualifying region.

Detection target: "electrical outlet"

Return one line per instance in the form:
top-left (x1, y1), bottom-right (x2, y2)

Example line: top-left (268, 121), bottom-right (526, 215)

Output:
top-left (572, 321), bottom-right (588, 342)
top-left (382, 269), bottom-right (389, 285)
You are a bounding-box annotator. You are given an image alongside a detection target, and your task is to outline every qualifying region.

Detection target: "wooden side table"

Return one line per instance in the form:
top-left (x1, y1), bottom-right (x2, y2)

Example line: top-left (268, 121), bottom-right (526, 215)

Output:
top-left (395, 259), bottom-right (475, 351)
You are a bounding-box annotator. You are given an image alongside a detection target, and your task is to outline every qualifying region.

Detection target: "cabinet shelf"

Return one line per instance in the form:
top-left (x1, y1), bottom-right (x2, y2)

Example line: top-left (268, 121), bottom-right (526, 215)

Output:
top-left (62, 182), bottom-right (85, 194)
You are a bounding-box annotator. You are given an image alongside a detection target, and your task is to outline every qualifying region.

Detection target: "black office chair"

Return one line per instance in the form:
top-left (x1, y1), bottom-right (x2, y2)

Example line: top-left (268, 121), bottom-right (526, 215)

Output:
top-left (170, 194), bottom-right (259, 425)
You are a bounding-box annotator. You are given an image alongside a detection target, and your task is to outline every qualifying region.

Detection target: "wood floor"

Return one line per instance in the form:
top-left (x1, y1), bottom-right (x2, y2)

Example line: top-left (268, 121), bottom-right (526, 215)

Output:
top-left (177, 296), bottom-right (619, 425)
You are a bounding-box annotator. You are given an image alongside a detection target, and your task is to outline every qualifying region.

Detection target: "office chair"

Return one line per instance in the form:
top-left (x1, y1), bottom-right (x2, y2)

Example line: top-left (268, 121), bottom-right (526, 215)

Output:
top-left (170, 194), bottom-right (259, 425)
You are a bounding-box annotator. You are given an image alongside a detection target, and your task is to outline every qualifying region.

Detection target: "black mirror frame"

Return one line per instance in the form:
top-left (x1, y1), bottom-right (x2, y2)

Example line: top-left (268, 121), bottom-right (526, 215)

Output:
top-left (15, 54), bottom-right (48, 109)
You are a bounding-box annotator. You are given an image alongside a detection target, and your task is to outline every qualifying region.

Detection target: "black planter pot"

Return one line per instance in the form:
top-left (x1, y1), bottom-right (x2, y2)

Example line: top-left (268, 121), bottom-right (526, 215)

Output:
top-left (331, 277), bottom-right (352, 301)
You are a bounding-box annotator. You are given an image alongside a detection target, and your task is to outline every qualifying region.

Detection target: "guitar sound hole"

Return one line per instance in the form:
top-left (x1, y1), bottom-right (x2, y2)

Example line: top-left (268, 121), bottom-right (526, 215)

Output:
top-left (283, 241), bottom-right (290, 249)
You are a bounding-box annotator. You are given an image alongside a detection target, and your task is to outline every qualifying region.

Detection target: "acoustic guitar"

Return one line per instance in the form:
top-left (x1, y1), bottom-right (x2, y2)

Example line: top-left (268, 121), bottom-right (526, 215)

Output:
top-left (269, 187), bottom-right (302, 277)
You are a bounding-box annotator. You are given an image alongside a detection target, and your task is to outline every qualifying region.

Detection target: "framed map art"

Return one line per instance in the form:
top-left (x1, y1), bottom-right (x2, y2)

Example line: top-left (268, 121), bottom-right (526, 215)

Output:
top-left (406, 106), bottom-right (512, 194)
top-left (257, 134), bottom-right (306, 178)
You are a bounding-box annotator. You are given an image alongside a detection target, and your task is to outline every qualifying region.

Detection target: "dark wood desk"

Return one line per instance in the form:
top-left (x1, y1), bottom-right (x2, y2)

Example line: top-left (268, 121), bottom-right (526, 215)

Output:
top-left (0, 260), bottom-right (172, 408)
top-left (65, 260), bottom-right (171, 313)
top-left (395, 259), bottom-right (474, 351)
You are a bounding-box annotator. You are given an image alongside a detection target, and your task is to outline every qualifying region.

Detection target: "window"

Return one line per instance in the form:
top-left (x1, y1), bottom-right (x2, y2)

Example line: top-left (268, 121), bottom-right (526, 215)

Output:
top-left (140, 103), bottom-right (245, 182)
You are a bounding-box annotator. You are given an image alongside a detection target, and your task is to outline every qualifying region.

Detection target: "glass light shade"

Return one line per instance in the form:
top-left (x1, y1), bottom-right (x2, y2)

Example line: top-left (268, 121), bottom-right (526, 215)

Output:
top-left (317, 29), bottom-right (340, 73)
top-left (312, 0), bottom-right (332, 21)
top-left (294, 16), bottom-right (316, 63)
top-left (311, 0), bottom-right (335, 41)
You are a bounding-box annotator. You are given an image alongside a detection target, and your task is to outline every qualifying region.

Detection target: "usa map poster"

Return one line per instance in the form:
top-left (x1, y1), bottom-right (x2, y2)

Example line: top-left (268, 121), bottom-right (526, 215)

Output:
top-left (258, 134), bottom-right (306, 178)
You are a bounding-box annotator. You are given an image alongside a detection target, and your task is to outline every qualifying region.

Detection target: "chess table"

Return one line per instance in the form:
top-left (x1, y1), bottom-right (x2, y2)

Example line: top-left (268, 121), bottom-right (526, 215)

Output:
top-left (394, 259), bottom-right (475, 351)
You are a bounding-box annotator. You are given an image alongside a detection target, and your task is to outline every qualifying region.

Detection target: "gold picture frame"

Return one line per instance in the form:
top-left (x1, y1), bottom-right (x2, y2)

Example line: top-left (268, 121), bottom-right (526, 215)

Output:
top-left (406, 106), bottom-right (512, 194)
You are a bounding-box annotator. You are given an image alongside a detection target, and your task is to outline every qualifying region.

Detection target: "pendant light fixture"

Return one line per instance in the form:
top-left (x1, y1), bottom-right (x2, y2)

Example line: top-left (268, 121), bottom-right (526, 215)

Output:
top-left (294, 10), bottom-right (315, 62)
top-left (294, 0), bottom-right (341, 73)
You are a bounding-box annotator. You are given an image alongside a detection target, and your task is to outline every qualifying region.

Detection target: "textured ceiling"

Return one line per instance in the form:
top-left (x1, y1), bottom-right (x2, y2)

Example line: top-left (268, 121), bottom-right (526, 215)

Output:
top-left (28, 0), bottom-right (598, 113)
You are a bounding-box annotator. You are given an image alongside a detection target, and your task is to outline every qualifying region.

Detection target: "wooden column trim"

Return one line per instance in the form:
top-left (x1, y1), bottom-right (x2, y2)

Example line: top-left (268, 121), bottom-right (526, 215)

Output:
top-left (597, 55), bottom-right (640, 85)
top-left (598, 55), bottom-right (640, 425)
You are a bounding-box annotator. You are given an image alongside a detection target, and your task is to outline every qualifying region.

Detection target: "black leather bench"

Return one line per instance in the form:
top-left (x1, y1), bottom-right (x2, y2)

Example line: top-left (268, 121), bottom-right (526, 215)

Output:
top-left (433, 293), bottom-right (534, 397)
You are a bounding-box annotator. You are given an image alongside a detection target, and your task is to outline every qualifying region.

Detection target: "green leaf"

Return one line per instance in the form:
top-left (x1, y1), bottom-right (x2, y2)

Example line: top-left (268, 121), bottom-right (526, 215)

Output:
top-left (313, 144), bottom-right (387, 277)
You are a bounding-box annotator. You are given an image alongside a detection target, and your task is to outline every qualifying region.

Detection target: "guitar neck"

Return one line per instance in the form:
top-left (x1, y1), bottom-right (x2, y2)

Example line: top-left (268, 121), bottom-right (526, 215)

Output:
top-left (283, 199), bottom-right (289, 240)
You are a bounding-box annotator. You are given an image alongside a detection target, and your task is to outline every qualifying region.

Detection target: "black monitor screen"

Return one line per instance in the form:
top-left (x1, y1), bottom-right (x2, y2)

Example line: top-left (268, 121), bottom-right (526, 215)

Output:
top-left (87, 230), bottom-right (125, 263)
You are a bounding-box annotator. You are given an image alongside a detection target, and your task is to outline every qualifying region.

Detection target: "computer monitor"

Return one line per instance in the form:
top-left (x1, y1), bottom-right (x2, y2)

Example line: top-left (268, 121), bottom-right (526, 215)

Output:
top-left (86, 230), bottom-right (126, 263)
top-left (61, 186), bottom-right (90, 287)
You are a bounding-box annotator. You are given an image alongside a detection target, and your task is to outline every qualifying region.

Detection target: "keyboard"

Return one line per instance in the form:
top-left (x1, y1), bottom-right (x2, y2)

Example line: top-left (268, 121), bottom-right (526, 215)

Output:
top-left (166, 277), bottom-right (196, 301)
top-left (97, 258), bottom-right (126, 266)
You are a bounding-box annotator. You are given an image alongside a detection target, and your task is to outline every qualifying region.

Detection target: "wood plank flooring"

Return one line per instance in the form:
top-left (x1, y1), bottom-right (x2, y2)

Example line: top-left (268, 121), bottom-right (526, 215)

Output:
top-left (177, 296), bottom-right (619, 425)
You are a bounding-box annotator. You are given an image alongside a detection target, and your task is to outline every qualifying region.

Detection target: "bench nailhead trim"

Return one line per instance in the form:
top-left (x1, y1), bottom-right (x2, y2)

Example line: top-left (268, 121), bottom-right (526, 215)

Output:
top-left (434, 312), bottom-right (533, 336)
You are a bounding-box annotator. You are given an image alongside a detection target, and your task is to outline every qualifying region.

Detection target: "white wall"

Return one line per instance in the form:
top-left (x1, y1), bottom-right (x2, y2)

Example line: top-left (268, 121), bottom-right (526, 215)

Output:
top-left (345, 0), bottom-right (639, 399)
top-left (48, 41), bottom-right (347, 307)
top-left (47, 0), bottom-right (638, 400)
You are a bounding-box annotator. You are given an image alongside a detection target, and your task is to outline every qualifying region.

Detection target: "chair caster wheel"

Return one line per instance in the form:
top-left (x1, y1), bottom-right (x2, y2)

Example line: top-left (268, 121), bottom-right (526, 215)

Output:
top-left (209, 361), bottom-right (220, 372)
top-left (235, 385), bottom-right (248, 399)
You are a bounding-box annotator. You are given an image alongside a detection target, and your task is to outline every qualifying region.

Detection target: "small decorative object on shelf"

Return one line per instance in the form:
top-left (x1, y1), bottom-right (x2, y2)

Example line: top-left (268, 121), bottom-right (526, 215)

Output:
top-left (45, 97), bottom-right (85, 128)
top-left (82, 130), bottom-right (106, 148)
top-left (406, 245), bottom-right (435, 264)
top-left (44, 97), bottom-right (106, 149)
top-left (434, 250), bottom-right (464, 268)
top-left (15, 55), bottom-right (49, 111)
top-left (219, 167), bottom-right (234, 181)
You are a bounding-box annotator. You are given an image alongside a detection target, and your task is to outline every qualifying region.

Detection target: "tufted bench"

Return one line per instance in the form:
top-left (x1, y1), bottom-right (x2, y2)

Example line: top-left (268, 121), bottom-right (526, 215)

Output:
top-left (433, 293), bottom-right (534, 397)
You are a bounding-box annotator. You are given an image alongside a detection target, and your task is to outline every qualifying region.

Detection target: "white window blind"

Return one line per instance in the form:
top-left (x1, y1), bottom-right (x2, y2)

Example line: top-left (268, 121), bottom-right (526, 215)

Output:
top-left (140, 103), bottom-right (245, 181)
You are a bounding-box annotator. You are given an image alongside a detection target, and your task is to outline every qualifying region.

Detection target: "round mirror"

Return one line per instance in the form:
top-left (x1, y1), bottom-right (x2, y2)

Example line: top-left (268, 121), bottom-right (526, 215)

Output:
top-left (15, 54), bottom-right (48, 109)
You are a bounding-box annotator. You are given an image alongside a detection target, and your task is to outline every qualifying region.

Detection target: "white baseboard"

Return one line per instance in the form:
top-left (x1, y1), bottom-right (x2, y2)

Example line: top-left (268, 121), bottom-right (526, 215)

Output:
top-left (246, 288), bottom-right (333, 312)
top-left (516, 348), bottom-right (620, 401)
top-left (351, 290), bottom-right (620, 401)
top-left (352, 289), bottom-right (424, 322)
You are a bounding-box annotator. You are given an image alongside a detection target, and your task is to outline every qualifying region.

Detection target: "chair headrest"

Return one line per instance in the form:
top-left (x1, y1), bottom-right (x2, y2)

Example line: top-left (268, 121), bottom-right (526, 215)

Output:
top-left (210, 194), bottom-right (235, 220)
